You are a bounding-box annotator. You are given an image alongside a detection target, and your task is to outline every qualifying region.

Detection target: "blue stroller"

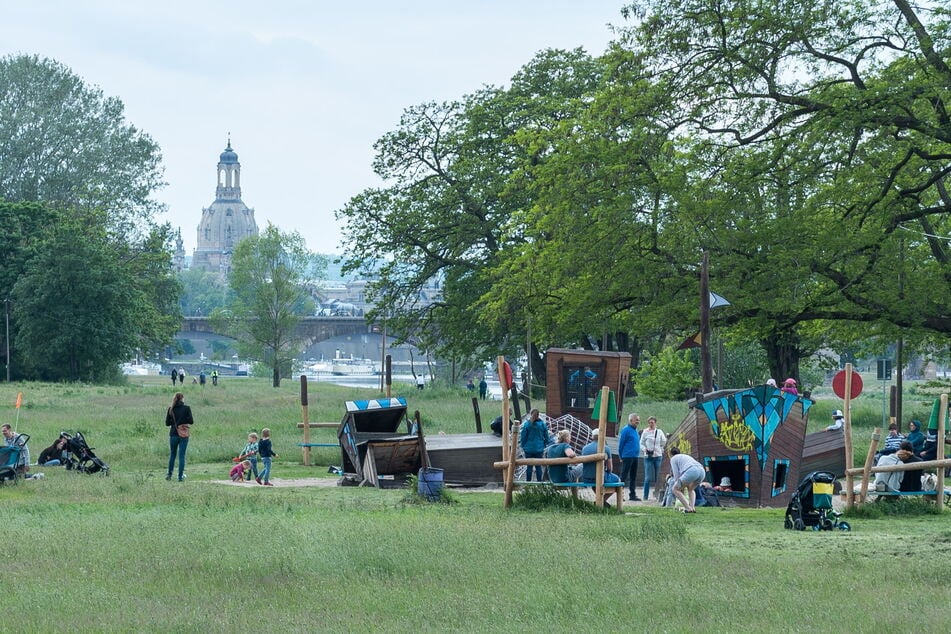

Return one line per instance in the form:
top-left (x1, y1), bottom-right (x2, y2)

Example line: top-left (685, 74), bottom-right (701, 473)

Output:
top-left (0, 433), bottom-right (30, 484)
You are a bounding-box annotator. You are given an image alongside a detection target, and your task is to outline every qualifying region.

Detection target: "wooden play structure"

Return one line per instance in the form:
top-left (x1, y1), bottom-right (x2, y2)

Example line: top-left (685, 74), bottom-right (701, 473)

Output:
top-left (663, 383), bottom-right (815, 508)
top-left (844, 392), bottom-right (948, 509)
top-left (545, 348), bottom-right (631, 437)
top-left (492, 357), bottom-right (620, 510)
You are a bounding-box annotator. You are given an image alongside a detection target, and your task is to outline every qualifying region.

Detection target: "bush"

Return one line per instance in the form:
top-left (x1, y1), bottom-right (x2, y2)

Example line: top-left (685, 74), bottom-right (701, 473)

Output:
top-left (632, 346), bottom-right (697, 400)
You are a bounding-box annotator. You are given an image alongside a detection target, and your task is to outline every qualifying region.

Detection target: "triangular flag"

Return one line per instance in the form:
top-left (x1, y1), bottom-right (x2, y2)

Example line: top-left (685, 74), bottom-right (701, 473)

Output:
top-left (709, 291), bottom-right (731, 308)
top-left (676, 331), bottom-right (702, 350)
top-left (591, 390), bottom-right (619, 423)
top-left (15, 392), bottom-right (22, 409)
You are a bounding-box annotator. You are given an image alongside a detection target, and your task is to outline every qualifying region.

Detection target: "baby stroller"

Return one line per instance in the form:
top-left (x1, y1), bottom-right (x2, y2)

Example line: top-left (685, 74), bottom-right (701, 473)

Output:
top-left (0, 433), bottom-right (30, 484)
top-left (61, 431), bottom-right (109, 475)
top-left (784, 470), bottom-right (850, 532)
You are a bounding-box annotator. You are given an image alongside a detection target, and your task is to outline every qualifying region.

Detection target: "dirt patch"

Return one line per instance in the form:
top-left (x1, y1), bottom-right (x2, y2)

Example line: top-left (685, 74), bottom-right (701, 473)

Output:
top-left (211, 477), bottom-right (341, 488)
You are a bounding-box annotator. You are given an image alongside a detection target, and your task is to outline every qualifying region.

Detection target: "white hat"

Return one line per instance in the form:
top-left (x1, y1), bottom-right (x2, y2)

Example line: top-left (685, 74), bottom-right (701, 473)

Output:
top-left (589, 428), bottom-right (599, 438)
top-left (719, 476), bottom-right (732, 487)
top-left (832, 410), bottom-right (844, 418)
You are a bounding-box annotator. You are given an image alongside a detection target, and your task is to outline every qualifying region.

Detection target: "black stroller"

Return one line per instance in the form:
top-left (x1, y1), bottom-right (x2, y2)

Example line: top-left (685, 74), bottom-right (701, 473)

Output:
top-left (61, 431), bottom-right (109, 475)
top-left (0, 433), bottom-right (30, 484)
top-left (784, 470), bottom-right (850, 532)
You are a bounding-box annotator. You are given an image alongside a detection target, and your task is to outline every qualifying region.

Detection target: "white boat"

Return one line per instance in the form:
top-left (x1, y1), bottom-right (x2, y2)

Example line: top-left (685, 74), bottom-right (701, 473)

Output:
top-left (331, 358), bottom-right (378, 375)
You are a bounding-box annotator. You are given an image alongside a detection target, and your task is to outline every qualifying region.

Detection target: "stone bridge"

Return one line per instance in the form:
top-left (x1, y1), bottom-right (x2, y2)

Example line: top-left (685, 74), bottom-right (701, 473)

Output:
top-left (180, 315), bottom-right (376, 347)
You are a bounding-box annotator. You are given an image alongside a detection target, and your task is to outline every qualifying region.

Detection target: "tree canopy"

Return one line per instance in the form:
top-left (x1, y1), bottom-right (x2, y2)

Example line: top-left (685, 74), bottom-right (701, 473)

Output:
top-left (0, 55), bottom-right (179, 381)
top-left (340, 3), bottom-right (951, 386)
top-left (214, 224), bottom-right (322, 387)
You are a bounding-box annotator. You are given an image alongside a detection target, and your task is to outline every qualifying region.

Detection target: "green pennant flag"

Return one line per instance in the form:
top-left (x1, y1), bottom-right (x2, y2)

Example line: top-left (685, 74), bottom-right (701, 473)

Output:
top-left (927, 397), bottom-right (944, 431)
top-left (591, 389), bottom-right (618, 423)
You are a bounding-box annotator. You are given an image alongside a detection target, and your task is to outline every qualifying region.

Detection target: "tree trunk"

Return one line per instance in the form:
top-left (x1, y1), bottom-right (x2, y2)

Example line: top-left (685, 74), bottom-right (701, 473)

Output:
top-left (761, 328), bottom-right (802, 386)
top-left (272, 363), bottom-right (281, 388)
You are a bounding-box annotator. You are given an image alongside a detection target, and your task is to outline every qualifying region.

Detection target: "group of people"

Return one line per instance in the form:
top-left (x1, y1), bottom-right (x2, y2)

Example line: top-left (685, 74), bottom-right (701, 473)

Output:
top-left (170, 368), bottom-right (220, 387)
top-left (163, 392), bottom-right (278, 485)
top-left (872, 416), bottom-right (948, 493)
top-left (509, 408), bottom-right (671, 505)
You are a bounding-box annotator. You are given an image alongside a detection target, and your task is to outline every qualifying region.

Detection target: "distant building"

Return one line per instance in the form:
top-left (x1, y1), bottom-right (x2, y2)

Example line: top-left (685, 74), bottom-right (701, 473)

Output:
top-left (190, 139), bottom-right (259, 274)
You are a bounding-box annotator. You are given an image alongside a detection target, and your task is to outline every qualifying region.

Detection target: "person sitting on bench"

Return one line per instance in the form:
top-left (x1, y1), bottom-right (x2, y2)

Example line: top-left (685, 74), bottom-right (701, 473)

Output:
top-left (581, 429), bottom-right (620, 505)
top-left (546, 429), bottom-right (581, 483)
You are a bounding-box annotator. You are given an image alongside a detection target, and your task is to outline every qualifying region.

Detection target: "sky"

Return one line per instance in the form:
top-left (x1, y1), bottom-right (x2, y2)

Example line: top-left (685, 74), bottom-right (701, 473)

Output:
top-left (0, 1), bottom-right (628, 255)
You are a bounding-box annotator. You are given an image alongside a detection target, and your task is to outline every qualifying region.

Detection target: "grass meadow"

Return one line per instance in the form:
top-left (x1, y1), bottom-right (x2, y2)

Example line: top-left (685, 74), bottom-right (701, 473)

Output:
top-left (3, 375), bottom-right (950, 633)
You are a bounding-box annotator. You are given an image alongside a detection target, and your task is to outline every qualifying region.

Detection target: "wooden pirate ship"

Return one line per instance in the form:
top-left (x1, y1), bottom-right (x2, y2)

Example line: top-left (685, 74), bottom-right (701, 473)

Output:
top-left (664, 385), bottom-right (814, 507)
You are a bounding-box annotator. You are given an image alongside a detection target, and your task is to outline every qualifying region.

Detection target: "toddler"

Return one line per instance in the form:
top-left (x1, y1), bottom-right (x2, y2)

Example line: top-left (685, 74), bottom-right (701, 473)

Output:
top-left (237, 432), bottom-right (260, 482)
top-left (230, 460), bottom-right (252, 482)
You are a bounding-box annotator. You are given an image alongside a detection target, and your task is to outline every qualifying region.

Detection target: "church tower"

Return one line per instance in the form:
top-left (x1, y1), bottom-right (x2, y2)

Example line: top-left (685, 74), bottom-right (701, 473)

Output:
top-left (191, 139), bottom-right (259, 274)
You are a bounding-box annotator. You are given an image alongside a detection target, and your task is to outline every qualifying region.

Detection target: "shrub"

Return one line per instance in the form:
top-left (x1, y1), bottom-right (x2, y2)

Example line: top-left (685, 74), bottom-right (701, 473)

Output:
top-left (632, 346), bottom-right (697, 400)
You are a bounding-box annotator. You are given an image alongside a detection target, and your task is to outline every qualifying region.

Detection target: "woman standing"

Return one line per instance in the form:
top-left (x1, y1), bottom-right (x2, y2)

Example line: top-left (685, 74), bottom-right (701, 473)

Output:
top-left (668, 447), bottom-right (705, 513)
top-left (640, 416), bottom-right (667, 501)
top-left (165, 392), bottom-right (194, 481)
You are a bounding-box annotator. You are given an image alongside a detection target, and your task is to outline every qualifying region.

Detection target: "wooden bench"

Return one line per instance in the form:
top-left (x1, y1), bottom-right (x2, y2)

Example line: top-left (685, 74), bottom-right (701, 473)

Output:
top-left (514, 480), bottom-right (625, 511)
top-left (845, 488), bottom-right (951, 504)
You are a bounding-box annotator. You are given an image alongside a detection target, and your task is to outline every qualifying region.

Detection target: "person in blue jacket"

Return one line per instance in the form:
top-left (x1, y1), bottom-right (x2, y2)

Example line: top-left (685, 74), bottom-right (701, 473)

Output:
top-left (519, 409), bottom-right (549, 482)
top-left (618, 412), bottom-right (642, 501)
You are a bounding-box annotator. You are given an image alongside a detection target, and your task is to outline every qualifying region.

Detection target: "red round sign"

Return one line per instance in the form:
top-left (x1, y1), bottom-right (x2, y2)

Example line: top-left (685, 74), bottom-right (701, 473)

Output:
top-left (832, 370), bottom-right (863, 399)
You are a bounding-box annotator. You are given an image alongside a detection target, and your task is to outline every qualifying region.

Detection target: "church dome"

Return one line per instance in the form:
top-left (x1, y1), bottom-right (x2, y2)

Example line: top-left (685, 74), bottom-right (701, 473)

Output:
top-left (219, 143), bottom-right (238, 164)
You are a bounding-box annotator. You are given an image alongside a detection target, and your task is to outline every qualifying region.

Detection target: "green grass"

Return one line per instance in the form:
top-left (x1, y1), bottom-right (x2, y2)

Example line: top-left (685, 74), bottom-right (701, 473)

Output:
top-left (3, 377), bottom-right (950, 632)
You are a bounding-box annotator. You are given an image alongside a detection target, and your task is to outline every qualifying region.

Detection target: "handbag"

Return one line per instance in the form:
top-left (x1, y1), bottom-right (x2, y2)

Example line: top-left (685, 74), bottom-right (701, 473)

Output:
top-left (168, 407), bottom-right (190, 438)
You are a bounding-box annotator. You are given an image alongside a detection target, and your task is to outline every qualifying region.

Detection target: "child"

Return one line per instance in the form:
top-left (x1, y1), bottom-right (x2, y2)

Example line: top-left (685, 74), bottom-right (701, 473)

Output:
top-left (230, 459), bottom-right (251, 482)
top-left (257, 428), bottom-right (278, 486)
top-left (236, 432), bottom-right (260, 482)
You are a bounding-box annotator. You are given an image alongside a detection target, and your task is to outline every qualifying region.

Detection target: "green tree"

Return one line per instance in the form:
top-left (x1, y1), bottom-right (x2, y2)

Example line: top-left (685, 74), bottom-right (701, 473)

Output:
top-left (337, 49), bottom-right (606, 379)
top-left (215, 224), bottom-right (321, 387)
top-left (0, 54), bottom-right (165, 237)
top-left (178, 267), bottom-right (231, 317)
top-left (12, 215), bottom-right (150, 381)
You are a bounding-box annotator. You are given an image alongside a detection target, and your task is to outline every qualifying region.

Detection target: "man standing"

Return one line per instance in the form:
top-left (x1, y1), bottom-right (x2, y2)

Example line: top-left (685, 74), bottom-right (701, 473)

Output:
top-left (618, 413), bottom-right (641, 501)
top-left (2, 423), bottom-right (30, 476)
top-left (478, 377), bottom-right (488, 400)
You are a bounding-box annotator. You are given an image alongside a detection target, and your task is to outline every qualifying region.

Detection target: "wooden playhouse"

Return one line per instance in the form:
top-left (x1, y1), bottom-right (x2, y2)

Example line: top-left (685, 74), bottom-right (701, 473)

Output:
top-left (545, 348), bottom-right (632, 437)
top-left (664, 385), bottom-right (814, 507)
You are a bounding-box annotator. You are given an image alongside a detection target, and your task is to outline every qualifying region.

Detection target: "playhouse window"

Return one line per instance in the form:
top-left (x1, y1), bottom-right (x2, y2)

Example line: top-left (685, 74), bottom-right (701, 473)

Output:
top-left (772, 459), bottom-right (790, 496)
top-left (703, 455), bottom-right (750, 498)
top-left (562, 364), bottom-right (605, 410)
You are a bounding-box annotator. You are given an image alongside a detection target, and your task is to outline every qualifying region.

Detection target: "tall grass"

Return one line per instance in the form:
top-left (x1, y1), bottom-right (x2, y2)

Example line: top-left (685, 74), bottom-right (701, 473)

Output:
top-left (3, 377), bottom-right (950, 632)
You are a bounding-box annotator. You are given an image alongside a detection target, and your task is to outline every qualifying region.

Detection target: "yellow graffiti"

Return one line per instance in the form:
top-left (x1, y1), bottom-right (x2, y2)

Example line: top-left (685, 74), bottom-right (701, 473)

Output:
top-left (717, 412), bottom-right (755, 452)
top-left (668, 435), bottom-right (692, 457)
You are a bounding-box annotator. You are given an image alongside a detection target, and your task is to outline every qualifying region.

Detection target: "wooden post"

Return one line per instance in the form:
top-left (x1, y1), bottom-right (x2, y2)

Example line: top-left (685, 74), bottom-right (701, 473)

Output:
top-left (699, 251), bottom-right (713, 393)
top-left (595, 386), bottom-right (609, 508)
top-left (415, 410), bottom-right (429, 470)
top-left (859, 427), bottom-right (881, 504)
top-left (472, 397), bottom-right (482, 433)
top-left (499, 356), bottom-right (516, 508)
top-left (844, 363), bottom-right (856, 509)
top-left (385, 354), bottom-right (392, 399)
top-left (938, 393), bottom-right (947, 512)
top-left (300, 375), bottom-right (311, 466)
top-left (511, 385), bottom-right (522, 422)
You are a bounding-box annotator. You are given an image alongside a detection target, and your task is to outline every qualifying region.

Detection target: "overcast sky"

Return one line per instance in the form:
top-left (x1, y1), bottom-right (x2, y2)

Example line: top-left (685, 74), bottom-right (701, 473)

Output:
top-left (0, 1), bottom-right (627, 255)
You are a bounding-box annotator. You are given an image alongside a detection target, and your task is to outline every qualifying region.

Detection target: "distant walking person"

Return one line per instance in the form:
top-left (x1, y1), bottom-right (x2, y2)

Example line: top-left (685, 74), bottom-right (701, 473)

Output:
top-left (211, 370), bottom-right (219, 386)
top-left (165, 392), bottom-right (194, 482)
top-left (178, 368), bottom-right (186, 385)
top-left (478, 377), bottom-right (488, 400)
top-left (170, 370), bottom-right (177, 386)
